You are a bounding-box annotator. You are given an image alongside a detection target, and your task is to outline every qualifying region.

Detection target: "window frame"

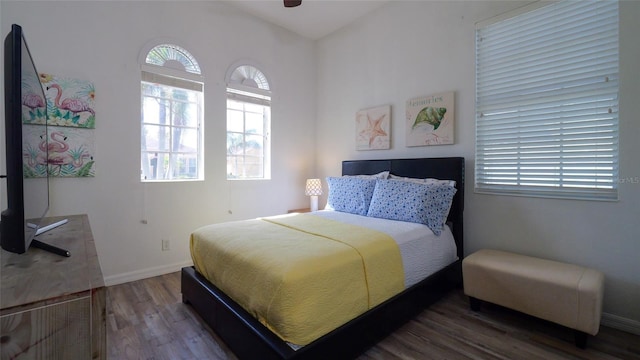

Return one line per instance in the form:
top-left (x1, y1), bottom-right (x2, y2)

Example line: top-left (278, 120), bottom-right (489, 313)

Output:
top-left (139, 43), bottom-right (204, 182)
top-left (225, 63), bottom-right (272, 181)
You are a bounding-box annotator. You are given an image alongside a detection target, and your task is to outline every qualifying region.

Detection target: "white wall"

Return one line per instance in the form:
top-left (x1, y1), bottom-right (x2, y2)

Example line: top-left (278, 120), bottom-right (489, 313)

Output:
top-left (1, 1), bottom-right (317, 283)
top-left (316, 1), bottom-right (640, 327)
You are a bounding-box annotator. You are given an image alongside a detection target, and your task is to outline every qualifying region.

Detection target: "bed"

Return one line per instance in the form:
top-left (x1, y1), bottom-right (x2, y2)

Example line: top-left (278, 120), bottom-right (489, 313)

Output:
top-left (181, 157), bottom-right (465, 359)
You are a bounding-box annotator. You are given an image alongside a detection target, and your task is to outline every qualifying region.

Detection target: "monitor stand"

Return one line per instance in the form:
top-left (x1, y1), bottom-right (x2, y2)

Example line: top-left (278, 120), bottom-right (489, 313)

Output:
top-left (31, 219), bottom-right (70, 257)
top-left (31, 238), bottom-right (70, 257)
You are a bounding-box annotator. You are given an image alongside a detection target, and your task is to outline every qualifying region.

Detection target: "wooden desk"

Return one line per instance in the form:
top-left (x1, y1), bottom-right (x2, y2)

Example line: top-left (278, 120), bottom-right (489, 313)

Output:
top-left (0, 214), bottom-right (106, 359)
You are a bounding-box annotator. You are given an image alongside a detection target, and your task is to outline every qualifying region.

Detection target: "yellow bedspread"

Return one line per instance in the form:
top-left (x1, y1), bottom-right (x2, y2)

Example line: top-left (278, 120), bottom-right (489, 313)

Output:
top-left (190, 213), bottom-right (404, 345)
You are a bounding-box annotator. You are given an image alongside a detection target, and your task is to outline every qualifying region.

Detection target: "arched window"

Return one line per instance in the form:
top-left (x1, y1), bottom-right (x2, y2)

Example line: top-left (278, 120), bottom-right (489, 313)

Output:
top-left (140, 43), bottom-right (204, 181)
top-left (225, 63), bottom-right (271, 180)
top-left (145, 44), bottom-right (201, 74)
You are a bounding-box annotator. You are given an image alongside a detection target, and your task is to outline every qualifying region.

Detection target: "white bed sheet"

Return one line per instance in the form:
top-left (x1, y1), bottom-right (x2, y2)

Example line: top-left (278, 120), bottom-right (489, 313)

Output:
top-left (310, 210), bottom-right (457, 288)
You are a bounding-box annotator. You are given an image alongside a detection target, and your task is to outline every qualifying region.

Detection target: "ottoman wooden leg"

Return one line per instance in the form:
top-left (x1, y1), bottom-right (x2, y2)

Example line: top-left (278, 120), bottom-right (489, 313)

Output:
top-left (469, 296), bottom-right (481, 311)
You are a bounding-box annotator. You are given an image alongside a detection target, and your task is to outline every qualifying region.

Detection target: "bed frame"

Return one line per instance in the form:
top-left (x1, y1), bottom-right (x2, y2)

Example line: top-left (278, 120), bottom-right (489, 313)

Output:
top-left (181, 157), bottom-right (465, 359)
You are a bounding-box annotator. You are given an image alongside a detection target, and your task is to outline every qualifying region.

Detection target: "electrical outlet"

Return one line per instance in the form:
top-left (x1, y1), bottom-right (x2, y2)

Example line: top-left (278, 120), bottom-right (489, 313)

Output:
top-left (162, 239), bottom-right (170, 251)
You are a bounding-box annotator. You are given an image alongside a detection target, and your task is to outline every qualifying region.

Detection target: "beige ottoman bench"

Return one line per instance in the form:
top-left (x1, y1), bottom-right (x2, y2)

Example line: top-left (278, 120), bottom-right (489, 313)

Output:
top-left (462, 249), bottom-right (604, 348)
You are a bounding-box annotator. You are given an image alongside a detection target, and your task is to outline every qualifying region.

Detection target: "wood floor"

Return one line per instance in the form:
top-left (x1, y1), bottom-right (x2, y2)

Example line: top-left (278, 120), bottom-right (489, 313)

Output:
top-left (107, 272), bottom-right (640, 360)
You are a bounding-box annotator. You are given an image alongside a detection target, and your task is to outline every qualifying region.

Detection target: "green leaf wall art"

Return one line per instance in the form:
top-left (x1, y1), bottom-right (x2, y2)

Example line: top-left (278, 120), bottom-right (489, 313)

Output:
top-left (406, 91), bottom-right (455, 146)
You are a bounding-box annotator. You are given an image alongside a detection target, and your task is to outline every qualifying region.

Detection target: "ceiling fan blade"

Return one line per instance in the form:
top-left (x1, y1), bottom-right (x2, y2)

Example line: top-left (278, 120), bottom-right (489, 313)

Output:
top-left (284, 0), bottom-right (302, 7)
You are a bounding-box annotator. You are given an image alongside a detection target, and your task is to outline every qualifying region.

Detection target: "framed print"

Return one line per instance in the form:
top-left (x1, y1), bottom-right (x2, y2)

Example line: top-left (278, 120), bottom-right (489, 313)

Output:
top-left (406, 92), bottom-right (454, 146)
top-left (356, 105), bottom-right (391, 150)
top-left (40, 73), bottom-right (95, 128)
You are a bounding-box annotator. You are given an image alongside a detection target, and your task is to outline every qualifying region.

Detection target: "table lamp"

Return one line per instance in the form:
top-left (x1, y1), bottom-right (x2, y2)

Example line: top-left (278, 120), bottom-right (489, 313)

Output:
top-left (305, 178), bottom-right (322, 212)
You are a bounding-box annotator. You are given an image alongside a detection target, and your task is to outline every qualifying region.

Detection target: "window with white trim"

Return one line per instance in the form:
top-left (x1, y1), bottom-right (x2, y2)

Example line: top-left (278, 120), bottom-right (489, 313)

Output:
top-left (475, 0), bottom-right (619, 201)
top-left (225, 64), bottom-right (271, 180)
top-left (140, 44), bottom-right (204, 181)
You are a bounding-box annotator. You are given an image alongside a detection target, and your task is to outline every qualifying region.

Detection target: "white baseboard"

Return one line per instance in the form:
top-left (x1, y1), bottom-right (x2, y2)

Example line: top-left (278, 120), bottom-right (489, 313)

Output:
top-left (104, 260), bottom-right (193, 286)
top-left (601, 312), bottom-right (640, 335)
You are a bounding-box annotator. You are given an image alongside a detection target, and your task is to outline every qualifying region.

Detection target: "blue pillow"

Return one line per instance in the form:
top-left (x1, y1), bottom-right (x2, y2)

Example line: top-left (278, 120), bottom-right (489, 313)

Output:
top-left (325, 177), bottom-right (377, 216)
top-left (366, 179), bottom-right (457, 235)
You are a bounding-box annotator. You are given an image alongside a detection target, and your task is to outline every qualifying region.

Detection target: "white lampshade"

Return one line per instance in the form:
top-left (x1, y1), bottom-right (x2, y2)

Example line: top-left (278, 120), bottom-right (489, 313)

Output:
top-left (305, 179), bottom-right (322, 212)
top-left (305, 179), bottom-right (322, 196)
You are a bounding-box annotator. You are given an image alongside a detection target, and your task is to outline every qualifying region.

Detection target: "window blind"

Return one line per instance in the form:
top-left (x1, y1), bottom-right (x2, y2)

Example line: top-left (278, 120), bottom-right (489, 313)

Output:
top-left (142, 71), bottom-right (203, 92)
top-left (475, 0), bottom-right (619, 201)
top-left (227, 87), bottom-right (271, 107)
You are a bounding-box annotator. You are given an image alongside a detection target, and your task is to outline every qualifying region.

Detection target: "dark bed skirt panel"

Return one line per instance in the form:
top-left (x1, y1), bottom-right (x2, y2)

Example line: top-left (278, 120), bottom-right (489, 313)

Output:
top-left (181, 266), bottom-right (294, 359)
top-left (181, 261), bottom-right (462, 360)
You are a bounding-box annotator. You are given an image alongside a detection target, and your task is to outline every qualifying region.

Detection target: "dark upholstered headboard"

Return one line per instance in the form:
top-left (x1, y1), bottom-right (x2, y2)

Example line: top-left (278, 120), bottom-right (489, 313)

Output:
top-left (342, 157), bottom-right (464, 259)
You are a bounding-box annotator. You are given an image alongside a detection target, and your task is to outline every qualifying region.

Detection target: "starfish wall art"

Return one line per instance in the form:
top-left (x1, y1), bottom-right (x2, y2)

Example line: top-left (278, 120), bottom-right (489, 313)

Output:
top-left (356, 105), bottom-right (391, 150)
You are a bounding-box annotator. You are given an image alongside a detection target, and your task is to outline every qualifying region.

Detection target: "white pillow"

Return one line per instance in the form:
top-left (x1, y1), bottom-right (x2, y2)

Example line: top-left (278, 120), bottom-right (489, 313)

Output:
top-left (388, 173), bottom-right (456, 187)
top-left (345, 171), bottom-right (389, 179)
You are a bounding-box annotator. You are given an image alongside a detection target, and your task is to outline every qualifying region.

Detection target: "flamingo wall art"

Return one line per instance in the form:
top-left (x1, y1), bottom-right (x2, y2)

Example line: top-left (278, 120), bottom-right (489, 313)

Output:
top-left (40, 73), bottom-right (95, 128)
top-left (21, 92), bottom-right (47, 124)
top-left (22, 125), bottom-right (49, 178)
top-left (23, 126), bottom-right (95, 178)
top-left (21, 72), bottom-right (47, 125)
top-left (21, 73), bottom-right (97, 177)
